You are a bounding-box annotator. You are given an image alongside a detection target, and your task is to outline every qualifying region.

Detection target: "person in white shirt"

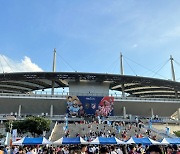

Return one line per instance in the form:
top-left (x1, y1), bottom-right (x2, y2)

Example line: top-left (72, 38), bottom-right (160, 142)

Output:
top-left (110, 146), bottom-right (117, 154)
top-left (62, 146), bottom-right (69, 154)
top-left (116, 147), bottom-right (123, 154)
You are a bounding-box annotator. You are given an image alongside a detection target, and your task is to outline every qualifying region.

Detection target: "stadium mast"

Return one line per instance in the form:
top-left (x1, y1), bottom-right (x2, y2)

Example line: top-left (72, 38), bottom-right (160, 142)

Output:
top-left (120, 53), bottom-right (126, 118)
top-left (120, 52), bottom-right (125, 97)
top-left (51, 48), bottom-right (56, 95)
top-left (120, 52), bottom-right (124, 75)
top-left (52, 48), bottom-right (56, 72)
top-left (170, 55), bottom-right (178, 98)
top-left (170, 55), bottom-right (176, 81)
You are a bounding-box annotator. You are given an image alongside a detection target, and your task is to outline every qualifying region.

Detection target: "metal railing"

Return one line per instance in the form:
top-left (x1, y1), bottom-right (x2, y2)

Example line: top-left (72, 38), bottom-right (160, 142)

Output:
top-left (0, 114), bottom-right (84, 121)
top-left (0, 92), bottom-right (180, 103)
top-left (143, 124), bottom-right (177, 138)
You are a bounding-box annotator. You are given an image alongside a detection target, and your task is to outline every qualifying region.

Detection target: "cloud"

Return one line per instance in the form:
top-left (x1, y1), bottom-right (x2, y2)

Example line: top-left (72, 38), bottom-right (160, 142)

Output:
top-left (0, 55), bottom-right (43, 73)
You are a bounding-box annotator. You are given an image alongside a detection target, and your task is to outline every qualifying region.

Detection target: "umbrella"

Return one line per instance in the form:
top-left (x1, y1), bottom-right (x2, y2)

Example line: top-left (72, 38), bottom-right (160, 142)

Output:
top-left (53, 137), bottom-right (88, 145)
top-left (161, 138), bottom-right (180, 144)
top-left (12, 137), bottom-right (52, 145)
top-left (90, 137), bottom-right (126, 145)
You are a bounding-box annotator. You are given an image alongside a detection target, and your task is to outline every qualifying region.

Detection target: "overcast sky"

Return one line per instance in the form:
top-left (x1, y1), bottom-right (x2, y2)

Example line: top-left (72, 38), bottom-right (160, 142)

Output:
top-left (1, 0), bottom-right (180, 80)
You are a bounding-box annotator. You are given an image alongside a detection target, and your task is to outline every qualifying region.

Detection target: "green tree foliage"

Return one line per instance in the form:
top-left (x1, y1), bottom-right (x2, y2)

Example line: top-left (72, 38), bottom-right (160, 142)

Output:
top-left (0, 133), bottom-right (5, 139)
top-left (25, 117), bottom-right (51, 136)
top-left (6, 120), bottom-right (26, 134)
top-left (5, 117), bottom-right (51, 136)
top-left (174, 131), bottom-right (180, 137)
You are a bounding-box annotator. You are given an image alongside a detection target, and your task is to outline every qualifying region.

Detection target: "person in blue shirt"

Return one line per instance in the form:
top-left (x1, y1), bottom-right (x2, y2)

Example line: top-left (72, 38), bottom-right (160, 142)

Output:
top-left (69, 103), bottom-right (80, 116)
top-left (67, 96), bottom-right (73, 108)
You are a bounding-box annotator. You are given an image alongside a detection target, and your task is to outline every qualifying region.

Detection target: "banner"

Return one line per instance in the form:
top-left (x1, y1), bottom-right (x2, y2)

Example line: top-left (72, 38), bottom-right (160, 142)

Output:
top-left (66, 96), bottom-right (84, 117)
top-left (66, 96), bottom-right (114, 116)
top-left (12, 129), bottom-right (17, 142)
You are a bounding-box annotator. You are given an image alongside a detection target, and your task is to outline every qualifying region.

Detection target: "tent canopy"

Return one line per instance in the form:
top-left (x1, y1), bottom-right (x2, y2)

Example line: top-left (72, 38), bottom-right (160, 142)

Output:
top-left (126, 137), bottom-right (161, 145)
top-left (12, 137), bottom-right (52, 145)
top-left (161, 138), bottom-right (180, 144)
top-left (53, 137), bottom-right (88, 145)
top-left (90, 137), bottom-right (126, 145)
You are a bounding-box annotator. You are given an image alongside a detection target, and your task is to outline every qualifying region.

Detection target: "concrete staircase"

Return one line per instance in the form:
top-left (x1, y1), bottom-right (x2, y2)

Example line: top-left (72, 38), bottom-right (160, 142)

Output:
top-left (49, 122), bottom-right (166, 142)
top-left (50, 122), bottom-right (117, 141)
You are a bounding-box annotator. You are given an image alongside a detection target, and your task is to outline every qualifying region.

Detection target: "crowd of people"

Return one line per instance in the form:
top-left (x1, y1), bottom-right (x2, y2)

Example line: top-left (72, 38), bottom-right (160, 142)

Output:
top-left (0, 101), bottom-right (179, 154)
top-left (0, 144), bottom-right (180, 154)
top-left (61, 119), bottom-right (158, 142)
top-left (0, 119), bottom-right (179, 154)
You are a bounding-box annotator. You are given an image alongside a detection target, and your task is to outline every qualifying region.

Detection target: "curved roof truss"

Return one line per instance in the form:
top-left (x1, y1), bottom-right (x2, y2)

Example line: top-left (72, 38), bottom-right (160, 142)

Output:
top-left (0, 72), bottom-right (179, 98)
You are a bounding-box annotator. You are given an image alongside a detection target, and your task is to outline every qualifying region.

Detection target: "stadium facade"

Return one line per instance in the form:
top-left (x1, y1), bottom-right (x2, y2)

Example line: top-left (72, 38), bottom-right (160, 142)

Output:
top-left (0, 72), bottom-right (179, 119)
top-left (0, 52), bottom-right (180, 120)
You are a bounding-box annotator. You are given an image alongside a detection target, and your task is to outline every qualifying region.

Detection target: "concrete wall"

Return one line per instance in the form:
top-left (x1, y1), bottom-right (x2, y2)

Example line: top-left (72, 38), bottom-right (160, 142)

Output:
top-left (0, 97), bottom-right (179, 117)
top-left (114, 101), bottom-right (180, 117)
top-left (69, 81), bottom-right (109, 96)
top-left (152, 124), bottom-right (180, 134)
top-left (0, 98), bottom-right (67, 115)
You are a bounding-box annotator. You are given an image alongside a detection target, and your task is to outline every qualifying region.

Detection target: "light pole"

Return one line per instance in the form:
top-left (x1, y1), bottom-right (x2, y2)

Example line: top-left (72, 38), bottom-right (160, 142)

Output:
top-left (5, 116), bottom-right (16, 146)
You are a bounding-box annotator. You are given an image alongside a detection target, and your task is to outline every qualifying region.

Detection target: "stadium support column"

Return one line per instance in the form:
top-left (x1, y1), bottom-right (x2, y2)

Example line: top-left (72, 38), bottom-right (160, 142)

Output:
top-left (150, 108), bottom-right (154, 118)
top-left (51, 48), bottom-right (56, 95)
top-left (51, 81), bottom-right (55, 95)
top-left (177, 108), bottom-right (180, 121)
top-left (123, 106), bottom-right (126, 118)
top-left (120, 52), bottom-right (125, 97)
top-left (50, 105), bottom-right (54, 117)
top-left (18, 105), bottom-right (22, 117)
top-left (170, 55), bottom-right (178, 98)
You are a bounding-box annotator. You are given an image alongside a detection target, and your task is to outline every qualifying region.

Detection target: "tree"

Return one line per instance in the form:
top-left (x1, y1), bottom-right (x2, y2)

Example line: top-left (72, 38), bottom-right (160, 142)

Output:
top-left (174, 131), bottom-right (180, 137)
top-left (0, 133), bottom-right (5, 139)
top-left (25, 117), bottom-right (51, 136)
top-left (5, 116), bottom-right (51, 137)
top-left (5, 120), bottom-right (26, 135)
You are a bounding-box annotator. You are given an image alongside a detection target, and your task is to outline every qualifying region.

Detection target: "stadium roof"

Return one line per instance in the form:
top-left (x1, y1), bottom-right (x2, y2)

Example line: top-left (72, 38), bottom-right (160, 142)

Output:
top-left (0, 72), bottom-right (180, 98)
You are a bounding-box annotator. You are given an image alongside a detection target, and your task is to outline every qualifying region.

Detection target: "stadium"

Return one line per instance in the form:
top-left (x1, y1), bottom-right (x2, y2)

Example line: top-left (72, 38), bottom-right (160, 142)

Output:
top-left (0, 52), bottom-right (180, 153)
top-left (0, 52), bottom-right (179, 120)
top-left (1, 1), bottom-right (180, 152)
top-left (0, 71), bottom-right (180, 119)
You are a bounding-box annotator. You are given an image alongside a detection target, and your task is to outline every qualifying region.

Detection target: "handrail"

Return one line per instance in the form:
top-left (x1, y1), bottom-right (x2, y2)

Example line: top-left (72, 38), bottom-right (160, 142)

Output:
top-left (49, 121), bottom-right (58, 141)
top-left (143, 124), bottom-right (177, 138)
